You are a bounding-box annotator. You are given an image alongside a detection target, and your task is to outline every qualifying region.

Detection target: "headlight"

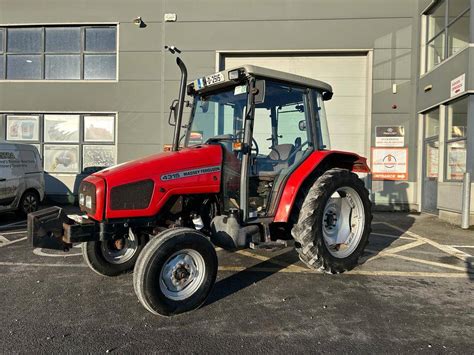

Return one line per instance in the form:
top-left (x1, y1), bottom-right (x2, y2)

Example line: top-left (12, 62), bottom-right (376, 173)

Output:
top-left (85, 195), bottom-right (92, 209)
top-left (79, 193), bottom-right (85, 206)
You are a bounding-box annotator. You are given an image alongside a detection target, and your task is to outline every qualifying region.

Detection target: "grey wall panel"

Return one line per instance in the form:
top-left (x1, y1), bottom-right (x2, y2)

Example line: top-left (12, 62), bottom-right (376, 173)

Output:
top-left (166, 0), bottom-right (415, 21)
top-left (438, 182), bottom-right (464, 212)
top-left (164, 19), bottom-right (414, 51)
top-left (120, 23), bottom-right (162, 52)
top-left (373, 48), bottom-right (412, 80)
top-left (372, 79), bottom-right (413, 114)
top-left (117, 112), bottom-right (162, 145)
top-left (163, 51), bottom-right (217, 81)
top-left (417, 48), bottom-right (470, 112)
top-left (0, 0), bottom-right (162, 23)
top-left (0, 82), bottom-right (161, 112)
top-left (117, 143), bottom-right (161, 163)
top-left (120, 52), bottom-right (162, 81)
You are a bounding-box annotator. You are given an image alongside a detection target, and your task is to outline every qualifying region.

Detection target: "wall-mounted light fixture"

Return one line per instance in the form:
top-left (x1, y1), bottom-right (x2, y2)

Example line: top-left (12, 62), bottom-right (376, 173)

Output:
top-left (133, 16), bottom-right (146, 28)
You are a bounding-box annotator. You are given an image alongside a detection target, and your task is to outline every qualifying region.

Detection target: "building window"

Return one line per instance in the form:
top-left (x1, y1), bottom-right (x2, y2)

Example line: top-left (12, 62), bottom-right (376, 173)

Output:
top-left (424, 0), bottom-right (470, 72)
top-left (4, 113), bottom-right (116, 174)
top-left (0, 25), bottom-right (117, 80)
top-left (445, 97), bottom-right (468, 181)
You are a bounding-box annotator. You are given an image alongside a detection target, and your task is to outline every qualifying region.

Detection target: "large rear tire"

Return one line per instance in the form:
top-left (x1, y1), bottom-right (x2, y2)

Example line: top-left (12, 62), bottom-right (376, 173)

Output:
top-left (291, 168), bottom-right (372, 273)
top-left (83, 230), bottom-right (147, 277)
top-left (133, 228), bottom-right (217, 316)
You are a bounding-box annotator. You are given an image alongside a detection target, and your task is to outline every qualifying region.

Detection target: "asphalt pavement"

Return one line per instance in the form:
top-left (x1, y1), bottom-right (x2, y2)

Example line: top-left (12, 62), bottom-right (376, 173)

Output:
top-left (0, 211), bottom-right (473, 353)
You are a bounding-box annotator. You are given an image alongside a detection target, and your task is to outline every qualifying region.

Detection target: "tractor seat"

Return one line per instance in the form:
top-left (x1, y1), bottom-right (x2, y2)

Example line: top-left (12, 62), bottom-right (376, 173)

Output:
top-left (258, 143), bottom-right (295, 180)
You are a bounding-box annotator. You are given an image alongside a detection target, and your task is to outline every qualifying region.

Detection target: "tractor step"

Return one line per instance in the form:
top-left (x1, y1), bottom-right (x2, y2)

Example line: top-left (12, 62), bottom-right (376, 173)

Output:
top-left (249, 239), bottom-right (292, 251)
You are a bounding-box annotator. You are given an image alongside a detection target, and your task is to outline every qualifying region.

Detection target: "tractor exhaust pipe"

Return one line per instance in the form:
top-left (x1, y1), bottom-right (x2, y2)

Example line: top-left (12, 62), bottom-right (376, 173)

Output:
top-left (166, 46), bottom-right (188, 152)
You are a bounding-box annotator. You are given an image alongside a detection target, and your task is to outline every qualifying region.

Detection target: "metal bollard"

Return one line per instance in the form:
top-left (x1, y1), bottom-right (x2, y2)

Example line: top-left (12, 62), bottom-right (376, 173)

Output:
top-left (461, 172), bottom-right (471, 229)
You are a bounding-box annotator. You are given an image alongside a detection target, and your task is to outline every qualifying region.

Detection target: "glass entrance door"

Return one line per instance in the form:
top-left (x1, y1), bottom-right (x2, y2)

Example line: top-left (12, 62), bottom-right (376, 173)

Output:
top-left (422, 108), bottom-right (440, 213)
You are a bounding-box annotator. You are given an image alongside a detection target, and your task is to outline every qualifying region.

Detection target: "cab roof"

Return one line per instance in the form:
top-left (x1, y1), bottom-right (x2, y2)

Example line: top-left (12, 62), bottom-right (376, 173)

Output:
top-left (188, 65), bottom-right (333, 98)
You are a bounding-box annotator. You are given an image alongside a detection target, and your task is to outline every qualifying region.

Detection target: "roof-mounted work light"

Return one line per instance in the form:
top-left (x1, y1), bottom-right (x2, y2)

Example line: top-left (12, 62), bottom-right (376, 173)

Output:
top-left (228, 69), bottom-right (242, 81)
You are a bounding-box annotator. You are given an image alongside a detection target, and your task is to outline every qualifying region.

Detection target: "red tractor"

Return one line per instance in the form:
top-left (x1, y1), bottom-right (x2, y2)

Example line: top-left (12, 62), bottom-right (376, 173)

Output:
top-left (29, 47), bottom-right (372, 316)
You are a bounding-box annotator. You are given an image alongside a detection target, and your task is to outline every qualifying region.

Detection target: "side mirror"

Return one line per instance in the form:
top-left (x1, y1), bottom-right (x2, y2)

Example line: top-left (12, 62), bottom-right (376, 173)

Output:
top-left (168, 99), bottom-right (178, 126)
top-left (254, 80), bottom-right (266, 104)
top-left (298, 120), bottom-right (307, 131)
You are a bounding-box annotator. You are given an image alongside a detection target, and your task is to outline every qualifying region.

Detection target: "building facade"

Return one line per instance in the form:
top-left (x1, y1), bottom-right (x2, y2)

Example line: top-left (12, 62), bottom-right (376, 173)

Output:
top-left (0, 0), bottom-right (472, 225)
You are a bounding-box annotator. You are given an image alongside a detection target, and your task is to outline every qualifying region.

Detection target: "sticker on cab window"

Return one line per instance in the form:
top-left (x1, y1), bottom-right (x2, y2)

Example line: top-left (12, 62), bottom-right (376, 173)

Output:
top-left (234, 85), bottom-right (247, 96)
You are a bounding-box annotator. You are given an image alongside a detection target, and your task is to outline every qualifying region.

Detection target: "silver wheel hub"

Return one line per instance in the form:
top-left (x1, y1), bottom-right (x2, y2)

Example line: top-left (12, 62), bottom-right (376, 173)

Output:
top-left (160, 249), bottom-right (205, 301)
top-left (101, 229), bottom-right (138, 264)
top-left (322, 186), bottom-right (365, 259)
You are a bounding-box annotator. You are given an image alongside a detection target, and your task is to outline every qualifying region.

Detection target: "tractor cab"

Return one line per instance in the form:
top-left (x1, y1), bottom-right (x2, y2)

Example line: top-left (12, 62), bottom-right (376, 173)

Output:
top-left (178, 66), bottom-right (334, 221)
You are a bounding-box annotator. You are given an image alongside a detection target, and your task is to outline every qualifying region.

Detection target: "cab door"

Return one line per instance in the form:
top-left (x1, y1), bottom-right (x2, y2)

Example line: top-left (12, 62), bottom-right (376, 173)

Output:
top-left (247, 80), bottom-right (313, 218)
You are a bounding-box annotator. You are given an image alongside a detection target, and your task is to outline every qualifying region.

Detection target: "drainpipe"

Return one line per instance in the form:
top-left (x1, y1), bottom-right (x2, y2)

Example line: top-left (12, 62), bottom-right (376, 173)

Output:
top-left (461, 172), bottom-right (471, 229)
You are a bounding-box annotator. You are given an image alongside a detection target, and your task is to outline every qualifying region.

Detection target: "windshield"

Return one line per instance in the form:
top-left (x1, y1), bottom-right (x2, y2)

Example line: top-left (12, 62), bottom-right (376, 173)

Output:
top-left (185, 85), bottom-right (248, 146)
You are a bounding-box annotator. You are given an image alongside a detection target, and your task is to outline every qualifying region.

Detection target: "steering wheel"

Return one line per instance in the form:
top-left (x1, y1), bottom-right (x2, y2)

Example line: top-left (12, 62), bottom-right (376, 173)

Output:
top-left (251, 137), bottom-right (259, 157)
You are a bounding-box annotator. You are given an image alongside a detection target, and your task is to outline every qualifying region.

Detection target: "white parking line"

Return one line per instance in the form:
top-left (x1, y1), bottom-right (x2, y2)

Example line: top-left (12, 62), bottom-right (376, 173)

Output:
top-left (0, 236), bottom-right (27, 248)
top-left (0, 236), bottom-right (10, 243)
top-left (371, 232), bottom-right (416, 241)
top-left (0, 230), bottom-right (27, 235)
top-left (380, 222), bottom-right (473, 260)
top-left (33, 248), bottom-right (82, 257)
top-left (363, 240), bottom-right (426, 263)
top-left (0, 261), bottom-right (87, 268)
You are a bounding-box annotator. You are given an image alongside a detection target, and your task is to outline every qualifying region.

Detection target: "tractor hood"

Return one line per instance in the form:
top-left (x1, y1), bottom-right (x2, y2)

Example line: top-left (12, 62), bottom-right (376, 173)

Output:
top-left (88, 144), bottom-right (223, 219)
top-left (95, 144), bottom-right (222, 183)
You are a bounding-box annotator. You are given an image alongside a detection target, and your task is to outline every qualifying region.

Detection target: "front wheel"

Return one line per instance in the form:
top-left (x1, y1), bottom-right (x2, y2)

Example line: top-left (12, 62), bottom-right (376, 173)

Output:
top-left (133, 228), bottom-right (217, 316)
top-left (82, 230), bottom-right (147, 277)
top-left (291, 168), bottom-right (372, 273)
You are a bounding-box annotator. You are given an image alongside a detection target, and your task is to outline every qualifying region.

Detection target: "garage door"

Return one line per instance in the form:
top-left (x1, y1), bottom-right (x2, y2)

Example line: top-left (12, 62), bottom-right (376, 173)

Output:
top-left (224, 54), bottom-right (369, 157)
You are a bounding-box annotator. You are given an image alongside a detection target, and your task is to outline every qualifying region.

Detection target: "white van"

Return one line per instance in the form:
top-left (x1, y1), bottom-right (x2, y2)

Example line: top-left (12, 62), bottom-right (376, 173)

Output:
top-left (0, 143), bottom-right (44, 216)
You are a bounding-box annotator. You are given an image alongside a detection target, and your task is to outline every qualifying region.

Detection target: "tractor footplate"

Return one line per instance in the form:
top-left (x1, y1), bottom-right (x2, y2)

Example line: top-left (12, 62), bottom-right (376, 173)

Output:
top-left (249, 239), bottom-right (292, 251)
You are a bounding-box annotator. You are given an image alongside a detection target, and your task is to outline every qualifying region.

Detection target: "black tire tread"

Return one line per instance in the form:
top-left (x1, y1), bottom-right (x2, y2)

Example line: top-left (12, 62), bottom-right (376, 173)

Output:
top-left (133, 227), bottom-right (217, 317)
top-left (291, 168), bottom-right (372, 274)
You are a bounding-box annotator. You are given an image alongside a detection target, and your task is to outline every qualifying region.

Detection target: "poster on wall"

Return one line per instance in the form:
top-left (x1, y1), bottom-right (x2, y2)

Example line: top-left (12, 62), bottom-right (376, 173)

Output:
top-left (43, 145), bottom-right (79, 173)
top-left (6, 115), bottom-right (40, 141)
top-left (371, 147), bottom-right (408, 181)
top-left (375, 126), bottom-right (405, 147)
top-left (84, 116), bottom-right (115, 142)
top-left (83, 145), bottom-right (116, 170)
top-left (44, 115), bottom-right (80, 143)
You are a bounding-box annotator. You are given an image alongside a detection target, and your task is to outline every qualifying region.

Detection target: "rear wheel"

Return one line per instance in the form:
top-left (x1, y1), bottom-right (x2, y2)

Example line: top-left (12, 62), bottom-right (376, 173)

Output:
top-left (291, 168), bottom-right (372, 273)
top-left (82, 230), bottom-right (147, 277)
top-left (133, 228), bottom-right (217, 316)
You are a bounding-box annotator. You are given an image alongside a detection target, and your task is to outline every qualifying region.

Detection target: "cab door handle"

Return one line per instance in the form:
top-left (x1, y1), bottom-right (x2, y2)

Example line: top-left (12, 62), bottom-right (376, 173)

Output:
top-left (0, 178), bottom-right (6, 182)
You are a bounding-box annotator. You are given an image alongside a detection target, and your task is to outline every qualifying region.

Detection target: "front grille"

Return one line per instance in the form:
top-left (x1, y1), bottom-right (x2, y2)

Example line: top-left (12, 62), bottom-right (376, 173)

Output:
top-left (110, 180), bottom-right (154, 210)
top-left (79, 180), bottom-right (97, 215)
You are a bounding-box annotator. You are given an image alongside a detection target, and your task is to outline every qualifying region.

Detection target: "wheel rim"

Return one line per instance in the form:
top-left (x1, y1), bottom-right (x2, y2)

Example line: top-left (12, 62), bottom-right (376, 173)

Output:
top-left (23, 194), bottom-right (37, 213)
top-left (159, 249), bottom-right (206, 301)
top-left (322, 186), bottom-right (365, 259)
top-left (101, 232), bottom-right (138, 264)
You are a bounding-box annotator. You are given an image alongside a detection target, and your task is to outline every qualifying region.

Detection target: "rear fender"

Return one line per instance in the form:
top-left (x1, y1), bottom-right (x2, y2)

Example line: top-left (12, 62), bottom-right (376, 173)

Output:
top-left (273, 150), bottom-right (369, 223)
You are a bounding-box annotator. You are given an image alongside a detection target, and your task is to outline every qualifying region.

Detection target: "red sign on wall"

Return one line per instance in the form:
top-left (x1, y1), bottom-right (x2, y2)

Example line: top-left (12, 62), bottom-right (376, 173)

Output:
top-left (371, 148), bottom-right (408, 181)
